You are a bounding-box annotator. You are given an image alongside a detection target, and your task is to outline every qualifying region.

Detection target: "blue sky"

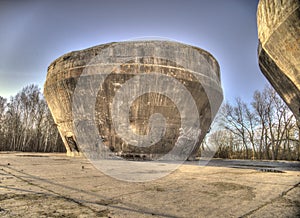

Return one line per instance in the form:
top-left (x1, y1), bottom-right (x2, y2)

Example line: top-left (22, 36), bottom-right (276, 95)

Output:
top-left (0, 0), bottom-right (267, 102)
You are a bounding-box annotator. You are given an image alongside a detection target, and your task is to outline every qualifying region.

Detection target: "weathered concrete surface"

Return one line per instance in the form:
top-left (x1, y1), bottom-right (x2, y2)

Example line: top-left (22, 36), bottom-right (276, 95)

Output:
top-left (257, 0), bottom-right (300, 120)
top-left (44, 40), bottom-right (223, 159)
top-left (0, 152), bottom-right (299, 217)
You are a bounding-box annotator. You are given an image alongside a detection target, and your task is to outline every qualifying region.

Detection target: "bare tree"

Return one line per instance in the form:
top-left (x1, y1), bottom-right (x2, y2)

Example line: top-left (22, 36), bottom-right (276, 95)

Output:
top-left (221, 98), bottom-right (257, 159)
top-left (252, 88), bottom-right (270, 159)
top-left (263, 86), bottom-right (294, 160)
top-left (0, 96), bottom-right (7, 149)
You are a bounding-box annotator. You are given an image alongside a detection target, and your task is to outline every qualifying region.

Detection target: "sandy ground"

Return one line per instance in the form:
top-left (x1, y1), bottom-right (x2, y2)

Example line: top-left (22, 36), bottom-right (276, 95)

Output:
top-left (0, 152), bottom-right (299, 217)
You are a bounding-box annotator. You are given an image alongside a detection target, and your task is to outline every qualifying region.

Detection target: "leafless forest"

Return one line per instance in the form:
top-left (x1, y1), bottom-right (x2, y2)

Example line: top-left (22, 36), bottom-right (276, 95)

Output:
top-left (0, 84), bottom-right (65, 152)
top-left (207, 84), bottom-right (300, 161)
top-left (0, 84), bottom-right (299, 161)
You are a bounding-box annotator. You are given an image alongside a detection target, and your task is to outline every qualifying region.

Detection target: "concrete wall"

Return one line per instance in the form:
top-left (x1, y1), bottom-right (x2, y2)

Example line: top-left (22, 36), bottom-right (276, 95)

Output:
top-left (257, 0), bottom-right (300, 120)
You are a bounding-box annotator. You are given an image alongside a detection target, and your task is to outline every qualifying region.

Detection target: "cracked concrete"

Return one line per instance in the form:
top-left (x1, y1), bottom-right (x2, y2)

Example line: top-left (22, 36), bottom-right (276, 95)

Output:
top-left (0, 152), bottom-right (299, 217)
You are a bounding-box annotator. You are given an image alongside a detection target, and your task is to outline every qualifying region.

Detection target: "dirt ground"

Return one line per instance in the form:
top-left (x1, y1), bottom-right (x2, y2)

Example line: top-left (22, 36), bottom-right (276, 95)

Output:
top-left (0, 152), bottom-right (299, 217)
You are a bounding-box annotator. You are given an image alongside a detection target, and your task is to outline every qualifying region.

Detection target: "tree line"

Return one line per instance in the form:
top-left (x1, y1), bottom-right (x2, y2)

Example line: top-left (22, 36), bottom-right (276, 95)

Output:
top-left (205, 84), bottom-right (300, 161)
top-left (0, 84), bottom-right (65, 152)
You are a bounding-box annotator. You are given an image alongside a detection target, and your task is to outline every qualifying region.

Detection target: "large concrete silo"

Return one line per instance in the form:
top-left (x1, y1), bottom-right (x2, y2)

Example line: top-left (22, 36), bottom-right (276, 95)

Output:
top-left (44, 40), bottom-right (223, 160)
